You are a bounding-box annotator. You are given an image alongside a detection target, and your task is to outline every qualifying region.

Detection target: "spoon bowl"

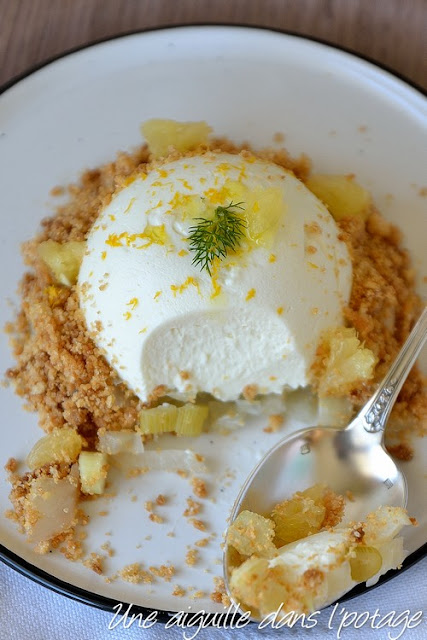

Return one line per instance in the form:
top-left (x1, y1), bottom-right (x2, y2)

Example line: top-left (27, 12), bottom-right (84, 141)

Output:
top-left (224, 306), bottom-right (426, 596)
top-left (229, 424), bottom-right (406, 524)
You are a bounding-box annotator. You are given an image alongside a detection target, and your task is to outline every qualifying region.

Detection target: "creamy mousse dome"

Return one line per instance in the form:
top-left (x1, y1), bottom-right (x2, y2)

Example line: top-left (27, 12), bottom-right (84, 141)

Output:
top-left (79, 152), bottom-right (352, 402)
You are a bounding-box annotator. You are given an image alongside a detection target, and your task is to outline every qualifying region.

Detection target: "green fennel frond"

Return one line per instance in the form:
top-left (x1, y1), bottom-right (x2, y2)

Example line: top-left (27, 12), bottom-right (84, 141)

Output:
top-left (187, 202), bottom-right (246, 275)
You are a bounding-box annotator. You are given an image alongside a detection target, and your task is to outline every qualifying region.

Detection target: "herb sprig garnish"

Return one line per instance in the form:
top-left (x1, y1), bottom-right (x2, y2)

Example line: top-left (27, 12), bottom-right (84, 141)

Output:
top-left (188, 202), bottom-right (246, 275)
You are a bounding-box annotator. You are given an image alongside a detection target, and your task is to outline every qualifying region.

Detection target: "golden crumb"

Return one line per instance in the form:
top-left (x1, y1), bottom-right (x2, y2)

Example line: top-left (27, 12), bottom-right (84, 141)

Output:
top-left (191, 477), bottom-right (207, 499)
top-left (149, 564), bottom-right (175, 582)
top-left (211, 576), bottom-right (227, 604)
top-left (127, 467), bottom-right (149, 478)
top-left (263, 414), bottom-right (284, 433)
top-left (144, 501), bottom-right (154, 512)
top-left (83, 552), bottom-right (104, 574)
top-left (183, 498), bottom-right (202, 517)
top-left (172, 585), bottom-right (186, 597)
top-left (195, 537), bottom-right (210, 548)
top-left (302, 568), bottom-right (324, 589)
top-left (346, 490), bottom-right (355, 502)
top-left (120, 563), bottom-right (153, 584)
top-left (100, 541), bottom-right (114, 557)
top-left (50, 185), bottom-right (65, 197)
top-left (4, 458), bottom-right (18, 474)
top-left (321, 488), bottom-right (345, 529)
top-left (242, 384), bottom-right (258, 401)
top-left (98, 510), bottom-right (109, 517)
top-left (189, 519), bottom-right (206, 531)
top-left (350, 524), bottom-right (365, 543)
top-left (386, 443), bottom-right (414, 462)
top-left (155, 494), bottom-right (167, 506)
top-left (273, 132), bottom-right (285, 144)
top-left (192, 590), bottom-right (205, 599)
top-left (60, 536), bottom-right (83, 562)
top-left (304, 221), bottom-right (321, 234)
top-left (185, 548), bottom-right (199, 566)
top-left (149, 513), bottom-right (164, 524)
top-left (148, 385), bottom-right (167, 402)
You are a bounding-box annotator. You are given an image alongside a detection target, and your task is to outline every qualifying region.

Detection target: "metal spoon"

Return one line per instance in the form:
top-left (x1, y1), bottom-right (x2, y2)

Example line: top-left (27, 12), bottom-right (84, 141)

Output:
top-left (224, 306), bottom-right (427, 584)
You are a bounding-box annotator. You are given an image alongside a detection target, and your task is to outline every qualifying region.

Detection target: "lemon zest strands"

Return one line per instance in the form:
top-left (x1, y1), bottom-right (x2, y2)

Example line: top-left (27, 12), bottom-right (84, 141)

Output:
top-left (105, 225), bottom-right (170, 250)
top-left (246, 288), bottom-right (256, 301)
top-left (170, 277), bottom-right (200, 297)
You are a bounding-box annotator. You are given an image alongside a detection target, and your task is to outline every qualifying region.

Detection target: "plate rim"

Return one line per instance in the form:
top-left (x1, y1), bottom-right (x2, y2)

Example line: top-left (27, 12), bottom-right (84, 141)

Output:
top-left (1, 22), bottom-right (426, 623)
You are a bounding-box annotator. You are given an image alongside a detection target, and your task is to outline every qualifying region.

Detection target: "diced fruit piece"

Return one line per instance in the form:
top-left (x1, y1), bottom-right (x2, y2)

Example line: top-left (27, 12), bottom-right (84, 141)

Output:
top-left (230, 556), bottom-right (294, 617)
top-left (175, 404), bottom-right (209, 436)
top-left (350, 546), bottom-right (382, 581)
top-left (141, 119), bottom-right (212, 158)
top-left (78, 452), bottom-right (108, 495)
top-left (38, 239), bottom-right (86, 286)
top-left (139, 403), bottom-right (178, 434)
top-left (318, 327), bottom-right (377, 396)
top-left (227, 510), bottom-right (276, 558)
top-left (229, 556), bottom-right (270, 612)
top-left (272, 494), bottom-right (325, 544)
top-left (26, 427), bottom-right (84, 470)
top-left (25, 471), bottom-right (79, 544)
top-left (306, 174), bottom-right (371, 221)
top-left (97, 430), bottom-right (144, 455)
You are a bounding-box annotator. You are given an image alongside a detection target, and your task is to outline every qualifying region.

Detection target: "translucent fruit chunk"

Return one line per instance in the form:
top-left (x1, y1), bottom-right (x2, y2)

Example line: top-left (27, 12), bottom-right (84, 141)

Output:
top-left (26, 427), bottom-right (84, 470)
top-left (305, 174), bottom-right (371, 221)
top-left (318, 327), bottom-right (377, 396)
top-left (272, 494), bottom-right (325, 544)
top-left (78, 452), bottom-right (108, 495)
top-left (141, 119), bottom-right (212, 158)
top-left (38, 239), bottom-right (86, 286)
top-left (227, 510), bottom-right (277, 558)
top-left (350, 545), bottom-right (382, 581)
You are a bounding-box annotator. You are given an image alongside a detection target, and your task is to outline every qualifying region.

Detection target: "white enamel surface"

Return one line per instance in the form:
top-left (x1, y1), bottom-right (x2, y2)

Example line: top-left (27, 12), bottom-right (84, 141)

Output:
top-left (0, 27), bottom-right (426, 614)
top-left (80, 153), bottom-right (351, 402)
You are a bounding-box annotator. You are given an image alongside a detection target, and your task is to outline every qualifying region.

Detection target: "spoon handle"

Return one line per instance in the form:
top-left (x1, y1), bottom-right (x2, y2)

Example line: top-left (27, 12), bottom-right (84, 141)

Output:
top-left (360, 306), bottom-right (427, 434)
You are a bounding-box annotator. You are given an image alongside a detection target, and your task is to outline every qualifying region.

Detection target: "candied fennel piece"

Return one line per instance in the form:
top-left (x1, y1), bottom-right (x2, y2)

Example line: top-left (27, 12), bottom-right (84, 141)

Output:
top-left (227, 511), bottom-right (277, 558)
top-left (175, 404), bottom-right (209, 436)
top-left (97, 430), bottom-right (144, 455)
top-left (349, 546), bottom-right (382, 581)
top-left (78, 452), bottom-right (108, 495)
top-left (38, 239), bottom-right (86, 286)
top-left (139, 404), bottom-right (178, 435)
top-left (141, 119), bottom-right (212, 158)
top-left (26, 427), bottom-right (84, 470)
top-left (119, 449), bottom-right (207, 474)
top-left (305, 174), bottom-right (372, 221)
top-left (317, 327), bottom-right (377, 396)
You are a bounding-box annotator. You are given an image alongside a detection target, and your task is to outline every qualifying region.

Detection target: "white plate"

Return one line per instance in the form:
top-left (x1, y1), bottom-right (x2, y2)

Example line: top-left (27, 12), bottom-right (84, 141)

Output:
top-left (0, 26), bottom-right (426, 616)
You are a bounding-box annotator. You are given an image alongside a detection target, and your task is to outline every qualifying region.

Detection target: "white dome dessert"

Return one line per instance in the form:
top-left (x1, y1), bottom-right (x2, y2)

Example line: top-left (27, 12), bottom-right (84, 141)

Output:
top-left (79, 152), bottom-right (351, 402)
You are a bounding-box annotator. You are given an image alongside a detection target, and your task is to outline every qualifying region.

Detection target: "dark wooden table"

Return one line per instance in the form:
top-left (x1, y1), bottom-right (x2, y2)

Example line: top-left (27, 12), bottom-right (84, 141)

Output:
top-left (1, 0), bottom-right (426, 91)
